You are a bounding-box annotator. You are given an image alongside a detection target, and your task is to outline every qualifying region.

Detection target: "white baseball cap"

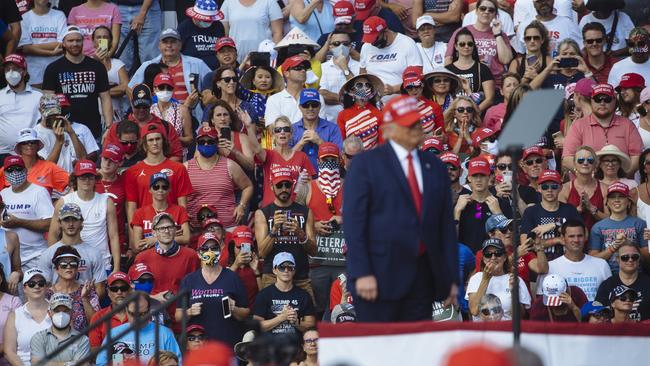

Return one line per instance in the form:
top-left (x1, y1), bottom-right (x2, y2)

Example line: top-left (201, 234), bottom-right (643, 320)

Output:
top-left (416, 15), bottom-right (436, 30)
top-left (542, 274), bottom-right (567, 307)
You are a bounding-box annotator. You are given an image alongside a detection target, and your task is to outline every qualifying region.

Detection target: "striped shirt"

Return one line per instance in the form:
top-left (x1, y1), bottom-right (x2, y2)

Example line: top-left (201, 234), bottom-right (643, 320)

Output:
top-left (416, 97), bottom-right (444, 135)
top-left (168, 62), bottom-right (189, 102)
top-left (337, 103), bottom-right (383, 150)
top-left (186, 157), bottom-right (237, 229)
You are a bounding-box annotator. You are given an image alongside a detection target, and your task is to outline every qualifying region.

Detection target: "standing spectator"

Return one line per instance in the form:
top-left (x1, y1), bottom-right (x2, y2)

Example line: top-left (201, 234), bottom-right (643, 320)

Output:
top-left (609, 285), bottom-right (638, 324)
top-left (67, 0), bottom-right (121, 56)
top-left (0, 264), bottom-right (21, 346)
top-left (425, 67), bottom-right (462, 112)
top-left (318, 30), bottom-right (359, 122)
top-left (616, 73), bottom-right (645, 127)
top-left (608, 28), bottom-right (650, 87)
top-left (530, 39), bottom-right (590, 91)
top-left (582, 22), bottom-right (616, 84)
top-left (17, 0), bottom-right (66, 88)
top-left (3, 269), bottom-right (51, 366)
top-left (203, 99), bottom-right (255, 172)
top-left (0, 54), bottom-right (41, 163)
top-left (177, 232), bottom-right (249, 346)
top-left (315, 1), bottom-right (358, 49)
top-left (221, 0), bottom-right (283, 62)
top-left (289, 0), bottom-right (334, 42)
top-left (529, 274), bottom-right (587, 322)
top-left (114, 0), bottom-right (163, 74)
top-left (440, 152), bottom-right (468, 207)
top-left (444, 96), bottom-right (482, 155)
top-left (150, 73), bottom-right (194, 153)
top-left (30, 293), bottom-right (90, 365)
top-left (227, 226), bottom-right (262, 307)
top-left (42, 25), bottom-right (112, 141)
top-left (351, 0), bottom-right (404, 45)
top-left (595, 145), bottom-right (636, 189)
top-left (415, 15), bottom-right (447, 73)
top-left (253, 252), bottom-right (316, 334)
top-left (537, 220), bottom-right (612, 301)
top-left (400, 66), bottom-right (444, 136)
top-left (411, 0), bottom-right (462, 43)
top-left (578, 0), bottom-right (634, 56)
top-left (508, 21), bottom-right (552, 84)
top-left (91, 26), bottom-right (129, 122)
top-left (199, 37), bottom-right (240, 101)
top-left (0, 0), bottom-right (22, 56)
top-left (178, 0), bottom-right (226, 70)
top-left (336, 74), bottom-right (384, 150)
top-left (0, 155), bottom-right (53, 270)
top-left (88, 272), bottom-right (131, 351)
top-left (518, 146), bottom-right (547, 202)
top-left (483, 73), bottom-right (520, 132)
top-left (359, 16), bottom-right (422, 97)
top-left (202, 66), bottom-right (261, 127)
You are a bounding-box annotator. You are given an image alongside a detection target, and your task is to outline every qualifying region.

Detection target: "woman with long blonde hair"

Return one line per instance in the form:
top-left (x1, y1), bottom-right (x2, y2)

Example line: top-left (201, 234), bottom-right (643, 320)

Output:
top-left (443, 96), bottom-right (482, 155)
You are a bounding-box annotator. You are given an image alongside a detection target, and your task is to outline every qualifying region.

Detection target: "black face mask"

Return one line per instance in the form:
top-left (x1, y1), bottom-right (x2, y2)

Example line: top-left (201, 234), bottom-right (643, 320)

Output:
top-left (638, 105), bottom-right (648, 117)
top-left (372, 32), bottom-right (388, 49)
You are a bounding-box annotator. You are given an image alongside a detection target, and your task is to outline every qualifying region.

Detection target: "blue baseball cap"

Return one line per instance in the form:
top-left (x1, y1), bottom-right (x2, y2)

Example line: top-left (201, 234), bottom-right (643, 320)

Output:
top-left (485, 214), bottom-right (513, 233)
top-left (299, 88), bottom-right (320, 106)
top-left (150, 172), bottom-right (169, 187)
top-left (272, 252), bottom-right (295, 267)
top-left (580, 301), bottom-right (608, 320)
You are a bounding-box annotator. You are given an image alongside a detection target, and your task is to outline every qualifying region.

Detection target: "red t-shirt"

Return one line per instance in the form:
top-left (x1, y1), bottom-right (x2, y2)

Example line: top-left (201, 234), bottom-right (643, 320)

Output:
top-left (257, 149), bottom-right (315, 207)
top-left (103, 115), bottom-right (184, 161)
top-left (88, 306), bottom-right (128, 347)
top-left (307, 180), bottom-right (343, 222)
top-left (131, 204), bottom-right (189, 238)
top-left (235, 265), bottom-right (260, 308)
top-left (168, 62), bottom-right (189, 102)
top-left (124, 159), bottom-right (193, 207)
top-left (96, 174), bottom-right (128, 253)
top-left (529, 286), bottom-right (588, 322)
top-left (336, 103), bottom-right (383, 150)
top-left (133, 247), bottom-right (200, 295)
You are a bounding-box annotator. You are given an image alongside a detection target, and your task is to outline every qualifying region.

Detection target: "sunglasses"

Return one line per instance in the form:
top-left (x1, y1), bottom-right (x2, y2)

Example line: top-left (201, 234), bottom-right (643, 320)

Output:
top-left (620, 254), bottom-right (641, 262)
top-left (480, 307), bottom-right (502, 316)
top-left (617, 294), bottom-right (637, 302)
top-left (20, 140), bottom-right (40, 146)
top-left (289, 65), bottom-right (307, 71)
top-left (57, 261), bottom-right (79, 269)
top-left (276, 264), bottom-right (295, 272)
top-left (478, 5), bottom-right (496, 13)
top-left (120, 140), bottom-right (138, 146)
top-left (353, 82), bottom-right (372, 89)
top-left (540, 183), bottom-right (560, 190)
top-left (525, 157), bottom-right (544, 166)
top-left (496, 163), bottom-right (512, 171)
top-left (275, 182), bottom-right (293, 190)
top-left (592, 309), bottom-right (612, 319)
top-left (576, 157), bottom-right (595, 165)
top-left (301, 101), bottom-right (320, 109)
top-left (5, 166), bottom-right (23, 173)
top-left (456, 107), bottom-right (474, 114)
top-left (446, 164), bottom-right (459, 171)
top-left (199, 245), bottom-right (220, 252)
top-left (592, 95), bottom-right (613, 104)
top-left (431, 78), bottom-right (450, 84)
top-left (330, 41), bottom-right (350, 47)
top-left (25, 280), bottom-right (46, 288)
top-left (457, 41), bottom-right (475, 48)
top-left (197, 211), bottom-right (215, 221)
top-left (274, 126), bottom-right (291, 134)
top-left (496, 225), bottom-right (512, 234)
top-left (157, 85), bottom-right (173, 91)
top-left (152, 184), bottom-right (169, 191)
top-left (483, 250), bottom-right (505, 259)
top-left (109, 285), bottom-right (130, 293)
top-left (197, 139), bottom-right (216, 146)
top-left (405, 84), bottom-right (422, 90)
top-left (188, 335), bottom-right (206, 342)
top-left (585, 38), bottom-right (604, 45)
top-left (626, 40), bottom-right (647, 48)
top-left (600, 158), bottom-right (619, 165)
top-left (524, 35), bottom-right (542, 42)
top-left (219, 77), bottom-right (237, 84)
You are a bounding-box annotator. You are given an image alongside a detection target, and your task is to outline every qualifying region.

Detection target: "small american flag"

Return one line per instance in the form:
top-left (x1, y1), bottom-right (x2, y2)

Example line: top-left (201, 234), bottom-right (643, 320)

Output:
top-left (546, 296), bottom-right (563, 307)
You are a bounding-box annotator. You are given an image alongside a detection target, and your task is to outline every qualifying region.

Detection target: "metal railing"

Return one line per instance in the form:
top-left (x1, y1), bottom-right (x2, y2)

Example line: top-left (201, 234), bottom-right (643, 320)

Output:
top-left (37, 290), bottom-right (189, 366)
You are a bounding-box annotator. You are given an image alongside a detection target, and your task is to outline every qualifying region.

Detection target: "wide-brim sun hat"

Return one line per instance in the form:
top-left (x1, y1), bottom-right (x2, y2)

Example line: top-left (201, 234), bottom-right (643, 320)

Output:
top-left (274, 27), bottom-right (320, 49)
top-left (424, 67), bottom-right (462, 96)
top-left (596, 144), bottom-right (631, 172)
top-left (338, 73), bottom-right (384, 103)
top-left (239, 66), bottom-right (285, 92)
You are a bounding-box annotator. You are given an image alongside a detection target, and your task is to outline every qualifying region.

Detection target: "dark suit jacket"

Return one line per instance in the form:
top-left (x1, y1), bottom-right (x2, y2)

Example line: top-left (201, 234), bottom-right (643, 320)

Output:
top-left (343, 143), bottom-right (459, 301)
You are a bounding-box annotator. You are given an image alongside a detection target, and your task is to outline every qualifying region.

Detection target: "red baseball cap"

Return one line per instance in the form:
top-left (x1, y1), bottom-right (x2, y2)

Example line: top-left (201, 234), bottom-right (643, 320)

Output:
top-left (232, 225), bottom-right (253, 247)
top-left (537, 169), bottom-right (561, 184)
top-left (187, 324), bottom-right (205, 334)
top-left (102, 143), bottom-right (124, 163)
top-left (318, 142), bottom-right (340, 159)
top-left (470, 127), bottom-right (496, 148)
top-left (215, 37), bottom-right (236, 52)
top-left (608, 181), bottom-right (630, 197)
top-left (3, 155), bottom-right (25, 169)
top-left (354, 0), bottom-right (376, 20)
top-left (333, 1), bottom-right (355, 17)
top-left (522, 146), bottom-right (544, 161)
top-left (73, 159), bottom-right (98, 177)
top-left (202, 217), bottom-right (224, 229)
top-left (574, 78), bottom-right (596, 97)
top-left (141, 122), bottom-right (167, 139)
top-left (421, 137), bottom-right (444, 152)
top-left (184, 341), bottom-right (234, 366)
top-left (197, 232), bottom-right (221, 248)
top-left (107, 271), bottom-right (130, 286)
top-left (381, 95), bottom-right (421, 127)
top-left (591, 83), bottom-right (615, 98)
top-left (467, 157), bottom-right (491, 176)
top-left (197, 126), bottom-right (218, 139)
top-left (439, 151), bottom-right (460, 167)
top-left (362, 16), bottom-right (387, 43)
top-left (616, 73), bottom-right (646, 91)
top-left (128, 262), bottom-right (153, 281)
top-left (2, 54), bottom-right (26, 69)
top-left (271, 168), bottom-right (294, 185)
top-left (153, 73), bottom-right (174, 88)
top-left (281, 55), bottom-right (311, 71)
top-left (402, 66), bottom-right (423, 88)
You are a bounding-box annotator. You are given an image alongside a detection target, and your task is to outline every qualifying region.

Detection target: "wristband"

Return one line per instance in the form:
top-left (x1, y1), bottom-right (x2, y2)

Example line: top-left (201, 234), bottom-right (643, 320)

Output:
top-left (299, 235), bottom-right (308, 245)
top-left (494, 34), bottom-right (502, 38)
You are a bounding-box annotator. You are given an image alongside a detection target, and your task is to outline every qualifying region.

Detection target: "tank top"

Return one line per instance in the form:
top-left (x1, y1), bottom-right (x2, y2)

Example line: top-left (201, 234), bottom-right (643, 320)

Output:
top-left (186, 157), bottom-right (237, 229)
top-left (567, 180), bottom-right (604, 232)
top-left (15, 304), bottom-right (51, 366)
top-left (63, 192), bottom-right (110, 265)
top-left (260, 202), bottom-right (310, 279)
top-left (307, 180), bottom-right (342, 222)
top-left (637, 197), bottom-right (650, 222)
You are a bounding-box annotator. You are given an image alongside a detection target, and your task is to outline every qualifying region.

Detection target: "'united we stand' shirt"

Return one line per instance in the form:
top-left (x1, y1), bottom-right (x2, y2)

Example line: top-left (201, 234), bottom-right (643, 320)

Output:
top-left (253, 284), bottom-right (315, 334)
top-left (42, 56), bottom-right (110, 138)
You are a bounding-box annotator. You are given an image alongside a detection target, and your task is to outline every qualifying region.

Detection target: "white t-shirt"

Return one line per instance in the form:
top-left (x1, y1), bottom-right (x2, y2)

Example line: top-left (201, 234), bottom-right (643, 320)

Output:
top-left (17, 9), bottom-right (67, 85)
top-left (608, 57), bottom-right (650, 88)
top-left (536, 255), bottom-right (612, 301)
top-left (416, 42), bottom-right (447, 74)
top-left (513, 0), bottom-right (576, 29)
top-left (37, 241), bottom-right (108, 284)
top-left (514, 15), bottom-right (583, 56)
top-left (579, 11), bottom-right (635, 52)
top-left (63, 191), bottom-right (111, 265)
top-left (35, 122), bottom-right (99, 172)
top-left (319, 58), bottom-right (360, 122)
top-left (462, 9), bottom-right (515, 37)
top-left (360, 33), bottom-right (423, 88)
top-left (264, 89), bottom-right (326, 126)
top-left (465, 272), bottom-right (531, 321)
top-left (0, 184), bottom-right (54, 264)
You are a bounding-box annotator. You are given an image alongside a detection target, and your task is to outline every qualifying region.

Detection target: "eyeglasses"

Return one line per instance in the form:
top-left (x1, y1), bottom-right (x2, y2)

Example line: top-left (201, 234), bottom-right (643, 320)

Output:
top-left (620, 254), bottom-right (641, 262)
top-left (120, 140), bottom-right (138, 146)
top-left (496, 163), bottom-right (512, 171)
top-left (20, 140), bottom-right (40, 146)
top-left (25, 280), bottom-right (46, 288)
top-left (154, 225), bottom-right (175, 232)
top-left (219, 77), bottom-right (237, 84)
top-left (405, 85), bottom-right (422, 90)
top-left (289, 65), bottom-right (307, 71)
top-left (197, 139), bottom-right (216, 146)
top-left (585, 38), bottom-right (604, 45)
top-left (301, 101), bottom-right (320, 109)
top-left (540, 183), bottom-right (560, 190)
top-left (152, 184), bottom-right (169, 191)
top-left (480, 307), bottom-right (503, 316)
top-left (275, 182), bottom-right (293, 190)
top-left (199, 245), bottom-right (220, 252)
top-left (592, 95), bottom-right (613, 104)
top-left (276, 264), bottom-right (295, 272)
top-left (353, 82), bottom-right (372, 89)
top-left (478, 5), bottom-right (496, 13)
top-left (431, 78), bottom-right (450, 84)
top-left (188, 335), bottom-right (206, 342)
top-left (457, 41), bottom-right (474, 48)
top-left (274, 126), bottom-right (291, 134)
top-left (617, 294), bottom-right (637, 302)
top-left (601, 158), bottom-right (619, 165)
top-left (496, 225), bottom-right (513, 234)
top-left (197, 211), bottom-right (215, 221)
top-left (456, 107), bottom-right (474, 114)
top-left (483, 251), bottom-right (505, 259)
top-left (157, 85), bottom-right (173, 91)
top-left (331, 41), bottom-right (350, 47)
top-left (304, 338), bottom-right (318, 344)
top-left (576, 157), bottom-right (595, 165)
top-left (524, 157), bottom-right (544, 166)
top-left (524, 35), bottom-right (542, 42)
top-left (77, 174), bottom-right (96, 181)
top-left (109, 285), bottom-right (130, 293)
top-left (5, 167), bottom-right (24, 173)
top-left (446, 164), bottom-right (459, 171)
top-left (57, 261), bottom-right (79, 269)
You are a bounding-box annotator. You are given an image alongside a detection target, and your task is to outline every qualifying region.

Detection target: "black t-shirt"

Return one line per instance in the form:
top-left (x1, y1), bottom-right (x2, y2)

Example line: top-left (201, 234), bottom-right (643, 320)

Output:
top-left (178, 19), bottom-right (225, 70)
top-left (42, 56), bottom-right (110, 138)
top-left (0, 0), bottom-right (21, 56)
top-left (458, 197), bottom-right (512, 253)
top-left (260, 202), bottom-right (310, 279)
top-left (446, 62), bottom-right (494, 94)
top-left (520, 203), bottom-right (581, 261)
top-left (253, 284), bottom-right (315, 334)
top-left (179, 269), bottom-right (248, 346)
top-left (595, 273), bottom-right (650, 322)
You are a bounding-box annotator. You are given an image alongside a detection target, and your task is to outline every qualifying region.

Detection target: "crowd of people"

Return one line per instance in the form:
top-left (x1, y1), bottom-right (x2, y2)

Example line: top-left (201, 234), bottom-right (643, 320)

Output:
top-left (0, 0), bottom-right (649, 363)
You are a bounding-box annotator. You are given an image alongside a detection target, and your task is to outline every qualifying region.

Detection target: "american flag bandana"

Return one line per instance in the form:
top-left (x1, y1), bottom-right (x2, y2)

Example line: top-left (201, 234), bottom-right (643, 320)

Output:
top-left (318, 160), bottom-right (341, 201)
top-left (545, 296), bottom-right (563, 307)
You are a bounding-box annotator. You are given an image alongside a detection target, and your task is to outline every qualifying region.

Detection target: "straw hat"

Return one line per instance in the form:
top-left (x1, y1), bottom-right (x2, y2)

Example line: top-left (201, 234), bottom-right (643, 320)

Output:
top-left (239, 66), bottom-right (284, 92)
top-left (274, 27), bottom-right (320, 49)
top-left (338, 73), bottom-right (384, 102)
top-left (423, 67), bottom-right (462, 96)
top-left (596, 144), bottom-right (631, 172)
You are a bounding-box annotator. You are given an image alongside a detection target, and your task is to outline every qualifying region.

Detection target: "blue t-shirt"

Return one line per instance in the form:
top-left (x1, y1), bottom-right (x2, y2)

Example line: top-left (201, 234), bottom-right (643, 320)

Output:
top-left (96, 322), bottom-right (181, 366)
top-left (179, 268), bottom-right (248, 346)
top-left (590, 216), bottom-right (646, 273)
top-left (178, 19), bottom-right (225, 70)
top-left (457, 243), bottom-right (475, 313)
top-left (253, 284), bottom-right (315, 334)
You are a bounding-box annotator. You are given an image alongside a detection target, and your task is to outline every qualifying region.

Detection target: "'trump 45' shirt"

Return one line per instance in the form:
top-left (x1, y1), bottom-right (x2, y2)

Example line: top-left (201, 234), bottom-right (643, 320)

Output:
top-left (253, 284), bottom-right (315, 334)
top-left (42, 56), bottom-right (110, 138)
top-left (359, 33), bottom-right (422, 89)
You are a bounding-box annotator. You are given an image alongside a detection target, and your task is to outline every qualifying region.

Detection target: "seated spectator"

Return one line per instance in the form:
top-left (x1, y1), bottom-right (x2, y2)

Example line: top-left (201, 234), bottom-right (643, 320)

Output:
top-left (150, 73), bottom-right (194, 155)
top-left (315, 1), bottom-right (358, 50)
top-left (477, 294), bottom-right (504, 322)
top-left (483, 73), bottom-right (520, 132)
top-left (96, 292), bottom-right (182, 365)
top-left (96, 144), bottom-right (129, 261)
top-left (3, 269), bottom-right (50, 366)
top-left (400, 66), bottom-right (444, 136)
top-left (199, 37), bottom-right (241, 103)
top-left (444, 96), bottom-right (481, 155)
top-left (113, 120), bottom-right (142, 169)
top-left (581, 22), bottom-right (616, 84)
top-left (88, 272), bottom-right (131, 351)
top-left (353, 0), bottom-right (404, 46)
top-left (186, 324), bottom-right (206, 351)
top-left (253, 252), bottom-right (316, 334)
top-left (227, 226), bottom-right (262, 308)
top-left (195, 206), bottom-right (228, 248)
top-left (530, 39), bottom-right (589, 91)
top-left (517, 146), bottom-right (547, 205)
top-left (177, 232), bottom-right (249, 346)
top-left (466, 239), bottom-right (531, 320)
top-left (596, 145), bottom-right (637, 190)
top-left (607, 27), bottom-right (650, 87)
top-left (616, 73), bottom-right (645, 126)
top-left (203, 100), bottom-right (255, 172)
top-left (178, 0), bottom-right (226, 70)
top-left (92, 26), bottom-right (129, 122)
top-left (30, 293), bottom-right (90, 365)
top-left (131, 172), bottom-right (191, 252)
top-left (580, 301), bottom-right (612, 323)
top-left (274, 28), bottom-right (324, 90)
top-left (579, 0), bottom-right (634, 56)
top-left (415, 15), bottom-right (447, 73)
top-left (336, 74), bottom-right (386, 152)
top-left (0, 264), bottom-right (21, 343)
top-left (596, 243), bottom-right (650, 321)
top-left (609, 285), bottom-right (638, 324)
top-left (425, 67), bottom-right (462, 112)
top-left (440, 152), bottom-right (468, 207)
top-left (508, 21), bottom-right (552, 85)
top-left (202, 66), bottom-right (261, 131)
top-left (529, 274), bottom-right (587, 322)
top-left (318, 30), bottom-right (359, 122)
top-left (293, 328), bottom-right (319, 366)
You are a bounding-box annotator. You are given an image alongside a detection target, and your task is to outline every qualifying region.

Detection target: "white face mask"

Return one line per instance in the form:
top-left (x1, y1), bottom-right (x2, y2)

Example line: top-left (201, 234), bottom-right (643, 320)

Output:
top-left (156, 90), bottom-right (173, 103)
top-left (5, 71), bottom-right (22, 87)
top-left (52, 311), bottom-right (71, 329)
top-left (331, 44), bottom-right (350, 59)
top-left (485, 139), bottom-right (499, 156)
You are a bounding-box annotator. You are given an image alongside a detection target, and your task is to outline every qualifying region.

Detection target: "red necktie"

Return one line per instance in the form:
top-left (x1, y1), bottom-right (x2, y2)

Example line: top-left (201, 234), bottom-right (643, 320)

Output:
top-left (407, 154), bottom-right (425, 255)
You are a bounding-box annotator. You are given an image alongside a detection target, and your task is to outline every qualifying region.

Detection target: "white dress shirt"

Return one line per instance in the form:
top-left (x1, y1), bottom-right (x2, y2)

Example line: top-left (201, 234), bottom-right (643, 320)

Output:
top-left (389, 140), bottom-right (423, 194)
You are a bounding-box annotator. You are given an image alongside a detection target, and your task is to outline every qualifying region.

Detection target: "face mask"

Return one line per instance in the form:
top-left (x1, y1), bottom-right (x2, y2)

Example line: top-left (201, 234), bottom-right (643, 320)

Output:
top-left (197, 144), bottom-right (218, 158)
top-left (6, 170), bottom-right (27, 187)
top-left (122, 142), bottom-right (137, 155)
top-left (156, 91), bottom-right (173, 103)
top-left (4, 71), bottom-right (21, 87)
top-left (196, 21), bottom-right (212, 28)
top-left (134, 281), bottom-right (154, 294)
top-left (52, 311), bottom-right (71, 329)
top-left (331, 44), bottom-right (350, 59)
top-left (638, 105), bottom-right (648, 117)
top-left (306, 70), bottom-right (319, 85)
top-left (485, 139), bottom-right (499, 156)
top-left (198, 249), bottom-right (220, 267)
top-left (349, 86), bottom-right (375, 102)
top-left (372, 34), bottom-right (388, 49)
